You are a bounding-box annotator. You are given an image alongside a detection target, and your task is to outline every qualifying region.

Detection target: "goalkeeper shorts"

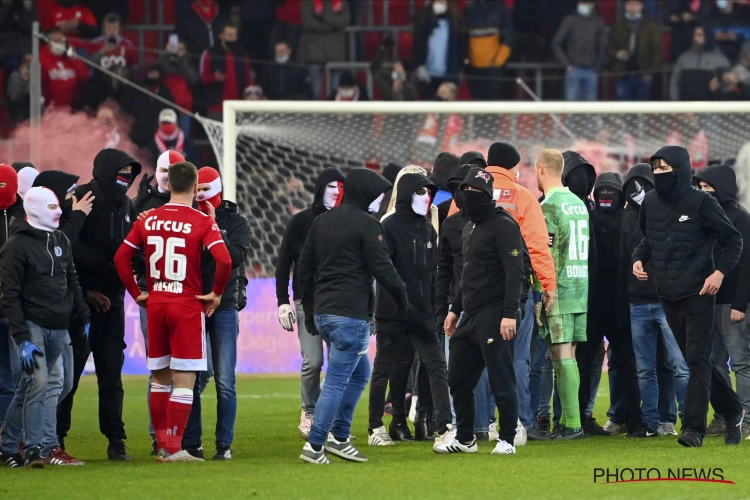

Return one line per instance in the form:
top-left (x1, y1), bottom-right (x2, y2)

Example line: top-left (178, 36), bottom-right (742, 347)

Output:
top-left (539, 313), bottom-right (587, 344)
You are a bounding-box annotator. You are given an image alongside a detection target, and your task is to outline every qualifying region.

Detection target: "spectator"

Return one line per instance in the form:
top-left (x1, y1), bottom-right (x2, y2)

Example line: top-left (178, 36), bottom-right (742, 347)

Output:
top-left (670, 25), bottom-right (731, 101)
top-left (146, 108), bottom-right (197, 167)
top-left (329, 71), bottom-right (369, 101)
top-left (263, 41), bottom-right (312, 100)
top-left (270, 0), bottom-right (303, 55)
top-left (238, 0), bottom-right (277, 77)
top-left (85, 13), bottom-right (137, 109)
top-left (119, 64), bottom-right (176, 147)
top-left (6, 54), bottom-right (31, 126)
top-left (609, 0), bottom-right (663, 101)
top-left (79, 0), bottom-right (129, 27)
top-left (436, 81), bottom-right (458, 101)
top-left (300, 0), bottom-right (351, 100)
top-left (39, 28), bottom-right (90, 108)
top-left (243, 85), bottom-right (266, 100)
top-left (200, 21), bottom-right (253, 120)
top-left (160, 38), bottom-right (198, 136)
top-left (713, 41), bottom-right (750, 100)
top-left (175, 0), bottom-right (229, 67)
top-left (371, 40), bottom-right (416, 101)
top-left (512, 0), bottom-right (576, 63)
top-left (413, 0), bottom-right (466, 101)
top-left (706, 0), bottom-right (750, 64)
top-left (464, 0), bottom-right (514, 101)
top-left (552, 1), bottom-right (608, 101)
top-left (42, 0), bottom-right (99, 44)
top-left (0, 0), bottom-right (35, 76)
top-left (665, 0), bottom-right (712, 61)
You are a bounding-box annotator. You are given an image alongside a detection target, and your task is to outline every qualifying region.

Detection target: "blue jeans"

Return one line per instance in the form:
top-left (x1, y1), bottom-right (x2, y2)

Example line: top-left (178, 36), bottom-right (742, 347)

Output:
top-left (631, 303), bottom-right (688, 429)
top-left (615, 75), bottom-right (653, 101)
top-left (565, 67), bottom-right (598, 101)
top-left (514, 295), bottom-right (535, 428)
top-left (201, 309), bottom-right (238, 447)
top-left (0, 318), bottom-right (14, 427)
top-left (42, 342), bottom-right (73, 455)
top-left (0, 322), bottom-right (68, 453)
top-left (308, 314), bottom-right (371, 447)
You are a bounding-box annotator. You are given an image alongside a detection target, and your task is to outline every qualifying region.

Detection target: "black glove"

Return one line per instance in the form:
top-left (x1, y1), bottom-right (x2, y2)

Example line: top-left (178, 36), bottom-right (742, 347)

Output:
top-left (237, 286), bottom-right (247, 311)
top-left (305, 316), bottom-right (318, 337)
top-left (135, 173), bottom-right (156, 209)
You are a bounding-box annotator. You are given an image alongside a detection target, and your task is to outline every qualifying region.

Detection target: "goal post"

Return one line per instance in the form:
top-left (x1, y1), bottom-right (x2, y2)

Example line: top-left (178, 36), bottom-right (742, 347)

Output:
top-left (211, 99), bottom-right (750, 277)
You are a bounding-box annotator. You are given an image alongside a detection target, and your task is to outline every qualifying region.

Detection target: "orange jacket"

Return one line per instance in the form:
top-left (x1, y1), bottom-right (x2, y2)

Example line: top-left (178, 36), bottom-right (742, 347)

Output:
top-left (448, 166), bottom-right (556, 291)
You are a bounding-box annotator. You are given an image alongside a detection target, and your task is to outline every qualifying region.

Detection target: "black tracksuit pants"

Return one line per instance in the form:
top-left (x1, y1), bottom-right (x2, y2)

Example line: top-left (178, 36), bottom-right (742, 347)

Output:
top-left (56, 334), bottom-right (90, 443)
top-left (660, 294), bottom-right (742, 435)
top-left (449, 306), bottom-right (517, 444)
top-left (577, 313), bottom-right (642, 432)
top-left (369, 319), bottom-right (449, 430)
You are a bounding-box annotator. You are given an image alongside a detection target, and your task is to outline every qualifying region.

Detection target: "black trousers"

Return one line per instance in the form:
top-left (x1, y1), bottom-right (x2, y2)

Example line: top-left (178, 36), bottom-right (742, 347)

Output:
top-left (368, 319), bottom-right (450, 430)
top-left (86, 307), bottom-right (127, 441)
top-left (660, 294), bottom-right (742, 435)
top-left (577, 313), bottom-right (642, 432)
top-left (56, 334), bottom-right (90, 442)
top-left (449, 306), bottom-right (517, 444)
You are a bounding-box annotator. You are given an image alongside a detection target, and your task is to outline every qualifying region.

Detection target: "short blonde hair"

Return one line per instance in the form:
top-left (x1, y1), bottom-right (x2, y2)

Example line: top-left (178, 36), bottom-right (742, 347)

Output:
top-left (536, 148), bottom-right (564, 176)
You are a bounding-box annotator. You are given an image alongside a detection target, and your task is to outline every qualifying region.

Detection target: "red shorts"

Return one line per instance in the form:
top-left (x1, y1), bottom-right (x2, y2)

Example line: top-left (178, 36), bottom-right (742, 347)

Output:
top-left (146, 302), bottom-right (206, 371)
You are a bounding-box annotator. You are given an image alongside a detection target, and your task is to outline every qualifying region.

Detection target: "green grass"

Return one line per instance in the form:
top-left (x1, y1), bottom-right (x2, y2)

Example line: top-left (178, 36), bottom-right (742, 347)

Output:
top-left (1, 375), bottom-right (749, 500)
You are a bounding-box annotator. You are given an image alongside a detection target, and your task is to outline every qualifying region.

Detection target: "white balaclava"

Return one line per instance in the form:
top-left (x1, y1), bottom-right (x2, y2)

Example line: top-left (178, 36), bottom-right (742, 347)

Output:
top-left (411, 190), bottom-right (431, 216)
top-left (156, 150), bottom-right (184, 193)
top-left (24, 187), bottom-right (62, 232)
top-left (368, 192), bottom-right (385, 213)
top-left (17, 166), bottom-right (39, 199)
top-left (322, 182), bottom-right (341, 210)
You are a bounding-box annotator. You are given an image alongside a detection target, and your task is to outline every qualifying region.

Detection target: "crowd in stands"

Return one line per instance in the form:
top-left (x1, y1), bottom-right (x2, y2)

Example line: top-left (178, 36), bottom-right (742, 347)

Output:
top-left (1, 0), bottom-right (749, 167)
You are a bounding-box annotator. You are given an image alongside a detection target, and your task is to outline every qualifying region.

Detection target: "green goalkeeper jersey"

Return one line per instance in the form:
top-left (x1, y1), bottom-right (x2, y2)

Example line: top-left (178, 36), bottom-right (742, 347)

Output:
top-left (540, 186), bottom-right (589, 315)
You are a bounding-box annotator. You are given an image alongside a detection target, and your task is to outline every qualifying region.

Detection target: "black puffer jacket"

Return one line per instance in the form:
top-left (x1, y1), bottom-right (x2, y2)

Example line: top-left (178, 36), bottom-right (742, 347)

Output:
top-left (298, 168), bottom-right (408, 322)
top-left (694, 164), bottom-right (750, 311)
top-left (634, 146), bottom-right (742, 302)
top-left (275, 167), bottom-right (345, 306)
top-left (375, 173), bottom-right (437, 323)
top-left (0, 220), bottom-right (88, 343)
top-left (590, 172), bottom-right (625, 314)
top-left (73, 149), bottom-right (141, 306)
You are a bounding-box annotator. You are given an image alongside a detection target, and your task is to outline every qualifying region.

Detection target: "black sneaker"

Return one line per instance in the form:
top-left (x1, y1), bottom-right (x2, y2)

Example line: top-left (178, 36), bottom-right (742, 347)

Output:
top-left (559, 427), bottom-right (584, 440)
top-left (23, 447), bottom-right (44, 469)
top-left (213, 446), bottom-right (232, 461)
top-left (0, 451), bottom-right (24, 468)
top-left (527, 426), bottom-right (552, 441)
top-left (184, 446), bottom-right (205, 460)
top-left (678, 430), bottom-right (703, 448)
top-left (627, 423), bottom-right (659, 438)
top-left (475, 431), bottom-right (490, 442)
top-left (584, 416), bottom-right (612, 436)
top-left (706, 416), bottom-right (725, 436)
top-left (548, 425), bottom-right (563, 439)
top-left (107, 441), bottom-right (131, 461)
top-left (536, 418), bottom-right (551, 434)
top-left (725, 411), bottom-right (745, 445)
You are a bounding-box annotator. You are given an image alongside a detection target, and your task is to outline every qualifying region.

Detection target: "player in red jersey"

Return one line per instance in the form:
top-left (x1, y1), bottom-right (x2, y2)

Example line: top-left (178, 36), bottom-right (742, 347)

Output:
top-left (114, 162), bottom-right (232, 462)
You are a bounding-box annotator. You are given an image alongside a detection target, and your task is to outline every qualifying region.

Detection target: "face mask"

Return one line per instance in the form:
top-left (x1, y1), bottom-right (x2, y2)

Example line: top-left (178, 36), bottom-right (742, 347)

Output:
top-left (716, 0), bottom-right (729, 9)
top-left (392, 71), bottom-right (401, 81)
top-left (452, 188), bottom-right (465, 210)
top-left (625, 178), bottom-right (650, 206)
top-left (144, 77), bottom-right (159, 87)
top-left (566, 174), bottom-right (590, 200)
top-left (432, 1), bottom-right (448, 15)
top-left (653, 171), bottom-right (677, 195)
top-left (595, 192), bottom-right (622, 212)
top-left (0, 164), bottom-right (18, 210)
top-left (577, 3), bottom-right (592, 16)
top-left (197, 167), bottom-right (222, 212)
top-left (276, 54), bottom-right (290, 64)
top-left (159, 123), bottom-right (177, 136)
top-left (114, 172), bottom-right (133, 194)
top-left (338, 87), bottom-right (356, 98)
top-left (322, 182), bottom-right (341, 210)
top-left (705, 190), bottom-right (718, 198)
top-left (368, 193), bottom-right (385, 214)
top-left (463, 190), bottom-right (495, 223)
top-left (50, 41), bottom-right (67, 56)
top-left (411, 191), bottom-right (431, 216)
top-left (24, 187), bottom-right (62, 232)
top-left (624, 12), bottom-right (642, 20)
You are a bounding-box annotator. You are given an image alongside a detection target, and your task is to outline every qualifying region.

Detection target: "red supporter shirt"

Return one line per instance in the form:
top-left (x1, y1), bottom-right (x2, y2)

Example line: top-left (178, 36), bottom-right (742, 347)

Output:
top-left (42, 5), bottom-right (98, 46)
top-left (88, 36), bottom-right (138, 69)
top-left (39, 45), bottom-right (90, 107)
top-left (114, 203), bottom-right (231, 311)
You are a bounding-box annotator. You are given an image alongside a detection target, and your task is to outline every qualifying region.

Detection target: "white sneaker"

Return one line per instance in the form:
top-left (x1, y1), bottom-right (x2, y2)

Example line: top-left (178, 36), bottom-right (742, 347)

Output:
top-left (488, 421), bottom-right (499, 441)
top-left (408, 395), bottom-right (419, 424)
top-left (491, 439), bottom-right (516, 455)
top-left (603, 419), bottom-right (626, 435)
top-left (514, 419), bottom-right (527, 447)
top-left (298, 410), bottom-right (313, 439)
top-left (433, 426), bottom-right (478, 454)
top-left (162, 449), bottom-right (204, 462)
top-left (368, 426), bottom-right (395, 446)
top-left (659, 422), bottom-right (678, 436)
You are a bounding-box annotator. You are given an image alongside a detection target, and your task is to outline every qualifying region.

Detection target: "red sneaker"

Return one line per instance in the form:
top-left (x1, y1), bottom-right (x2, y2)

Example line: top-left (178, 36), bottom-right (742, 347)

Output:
top-left (42, 447), bottom-right (85, 466)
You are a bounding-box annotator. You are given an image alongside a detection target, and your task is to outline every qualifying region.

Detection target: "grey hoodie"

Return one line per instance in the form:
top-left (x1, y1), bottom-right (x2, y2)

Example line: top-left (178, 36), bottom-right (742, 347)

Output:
top-left (670, 44), bottom-right (730, 100)
top-left (552, 12), bottom-right (608, 70)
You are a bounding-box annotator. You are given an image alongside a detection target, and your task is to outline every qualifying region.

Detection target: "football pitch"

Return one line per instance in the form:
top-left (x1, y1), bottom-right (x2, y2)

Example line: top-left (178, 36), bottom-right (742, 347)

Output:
top-left (1, 375), bottom-right (748, 499)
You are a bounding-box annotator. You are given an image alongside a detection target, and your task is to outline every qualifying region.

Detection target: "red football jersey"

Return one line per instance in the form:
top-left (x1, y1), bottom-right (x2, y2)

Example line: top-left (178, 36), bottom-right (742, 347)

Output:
top-left (123, 203), bottom-right (225, 310)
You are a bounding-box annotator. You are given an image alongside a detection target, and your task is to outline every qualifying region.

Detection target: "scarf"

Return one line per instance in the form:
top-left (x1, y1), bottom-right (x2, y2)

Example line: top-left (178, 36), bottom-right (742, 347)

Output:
top-left (154, 127), bottom-right (185, 154)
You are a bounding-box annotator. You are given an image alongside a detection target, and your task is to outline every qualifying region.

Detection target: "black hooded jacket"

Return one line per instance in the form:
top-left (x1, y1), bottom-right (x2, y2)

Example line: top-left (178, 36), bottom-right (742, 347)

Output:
top-left (590, 172), bottom-right (625, 314)
top-left (0, 220), bottom-right (89, 343)
top-left (298, 168), bottom-right (409, 322)
top-left (694, 164), bottom-right (750, 311)
top-left (0, 197), bottom-right (26, 249)
top-left (275, 167), bottom-right (345, 306)
top-left (375, 174), bottom-right (437, 323)
top-left (634, 146), bottom-right (742, 302)
top-left (617, 164), bottom-right (658, 324)
top-left (33, 170), bottom-right (87, 245)
top-left (74, 149), bottom-right (142, 306)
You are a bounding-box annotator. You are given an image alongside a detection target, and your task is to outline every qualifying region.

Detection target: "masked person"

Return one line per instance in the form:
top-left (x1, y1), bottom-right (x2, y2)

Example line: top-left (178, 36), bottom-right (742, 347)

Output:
top-left (617, 164), bottom-right (688, 438)
top-left (297, 168), bottom-right (408, 464)
top-left (0, 187), bottom-right (88, 468)
top-left (69, 148), bottom-right (141, 460)
top-left (633, 146), bottom-right (744, 447)
top-left (16, 165), bottom-right (39, 200)
top-left (694, 165), bottom-right (750, 439)
top-left (368, 173), bottom-right (451, 446)
top-left (275, 167), bottom-right (345, 440)
top-left (439, 166), bottom-right (527, 455)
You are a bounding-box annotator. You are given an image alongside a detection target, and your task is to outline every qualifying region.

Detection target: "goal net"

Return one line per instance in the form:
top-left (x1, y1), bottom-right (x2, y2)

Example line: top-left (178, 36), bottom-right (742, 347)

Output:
top-left (201, 101), bottom-right (750, 278)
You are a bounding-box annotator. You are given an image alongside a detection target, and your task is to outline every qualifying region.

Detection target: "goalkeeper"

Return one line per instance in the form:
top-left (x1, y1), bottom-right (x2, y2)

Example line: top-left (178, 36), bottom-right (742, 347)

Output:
top-left (534, 149), bottom-right (589, 440)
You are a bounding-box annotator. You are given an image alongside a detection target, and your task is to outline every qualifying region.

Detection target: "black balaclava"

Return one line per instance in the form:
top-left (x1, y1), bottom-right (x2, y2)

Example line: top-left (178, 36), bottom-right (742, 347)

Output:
top-left (594, 190), bottom-right (622, 212)
top-left (567, 171), bottom-right (592, 200)
top-left (625, 178), bottom-right (652, 206)
top-left (463, 190), bottom-right (495, 223)
top-left (448, 164), bottom-right (472, 218)
top-left (654, 170), bottom-right (676, 195)
top-left (33, 170), bottom-right (80, 216)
